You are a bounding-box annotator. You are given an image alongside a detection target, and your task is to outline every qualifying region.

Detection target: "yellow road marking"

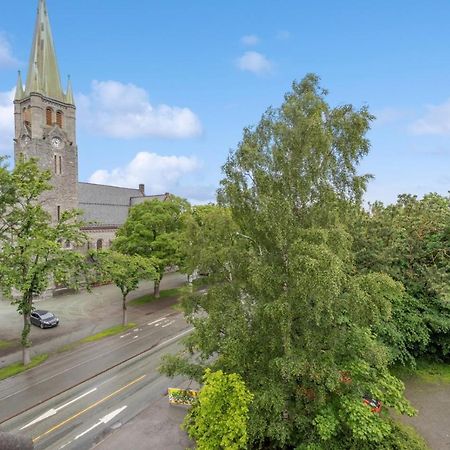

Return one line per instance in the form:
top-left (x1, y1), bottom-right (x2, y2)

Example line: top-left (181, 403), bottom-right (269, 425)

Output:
top-left (32, 374), bottom-right (146, 443)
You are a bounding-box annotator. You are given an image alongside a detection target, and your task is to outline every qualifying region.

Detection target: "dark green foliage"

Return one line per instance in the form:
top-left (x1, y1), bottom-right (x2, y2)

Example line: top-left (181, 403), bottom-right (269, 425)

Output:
top-left (354, 193), bottom-right (450, 361)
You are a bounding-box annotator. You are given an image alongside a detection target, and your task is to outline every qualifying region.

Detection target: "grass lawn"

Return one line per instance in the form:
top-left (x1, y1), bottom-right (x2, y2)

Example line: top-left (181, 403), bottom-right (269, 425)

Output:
top-left (414, 360), bottom-right (450, 383)
top-left (393, 359), bottom-right (450, 383)
top-left (0, 340), bottom-right (13, 350)
top-left (80, 323), bottom-right (137, 343)
top-left (0, 354), bottom-right (48, 381)
top-left (129, 287), bottom-right (185, 306)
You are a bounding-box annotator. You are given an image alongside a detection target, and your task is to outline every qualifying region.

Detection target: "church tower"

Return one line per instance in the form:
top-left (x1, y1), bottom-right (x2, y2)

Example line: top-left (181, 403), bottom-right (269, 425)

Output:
top-left (14, 0), bottom-right (78, 222)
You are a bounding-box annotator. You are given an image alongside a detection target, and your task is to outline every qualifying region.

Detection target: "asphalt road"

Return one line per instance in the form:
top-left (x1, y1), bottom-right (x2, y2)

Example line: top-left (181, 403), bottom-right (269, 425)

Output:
top-left (0, 311), bottom-right (192, 449)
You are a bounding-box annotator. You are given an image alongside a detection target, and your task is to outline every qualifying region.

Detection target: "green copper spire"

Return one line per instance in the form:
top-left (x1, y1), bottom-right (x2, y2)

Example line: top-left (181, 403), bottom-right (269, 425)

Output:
top-left (14, 71), bottom-right (24, 101)
top-left (65, 75), bottom-right (74, 105)
top-left (24, 0), bottom-right (64, 101)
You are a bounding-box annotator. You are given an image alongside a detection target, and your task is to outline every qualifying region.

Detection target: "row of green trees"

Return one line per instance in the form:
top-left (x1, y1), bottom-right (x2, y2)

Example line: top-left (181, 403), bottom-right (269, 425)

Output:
top-left (160, 75), bottom-right (448, 449)
top-left (0, 157), bottom-right (189, 365)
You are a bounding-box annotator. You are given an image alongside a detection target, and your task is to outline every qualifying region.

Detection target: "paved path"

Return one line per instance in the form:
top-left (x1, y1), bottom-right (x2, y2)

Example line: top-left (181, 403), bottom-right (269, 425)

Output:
top-left (400, 378), bottom-right (450, 450)
top-left (94, 384), bottom-right (194, 450)
top-left (0, 272), bottom-right (187, 367)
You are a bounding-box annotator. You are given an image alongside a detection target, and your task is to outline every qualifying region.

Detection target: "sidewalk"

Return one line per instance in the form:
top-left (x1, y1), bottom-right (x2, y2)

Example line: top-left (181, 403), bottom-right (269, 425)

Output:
top-left (0, 272), bottom-right (187, 367)
top-left (94, 385), bottom-right (195, 450)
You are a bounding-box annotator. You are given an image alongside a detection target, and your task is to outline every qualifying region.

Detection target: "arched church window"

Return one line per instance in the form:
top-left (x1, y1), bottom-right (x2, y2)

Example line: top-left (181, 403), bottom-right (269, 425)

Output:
top-left (56, 110), bottom-right (63, 127)
top-left (96, 239), bottom-right (103, 250)
top-left (46, 108), bottom-right (53, 126)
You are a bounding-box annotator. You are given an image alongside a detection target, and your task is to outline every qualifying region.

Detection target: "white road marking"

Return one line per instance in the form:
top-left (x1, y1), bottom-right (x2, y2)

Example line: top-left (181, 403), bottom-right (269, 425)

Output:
top-left (133, 336), bottom-right (138, 339)
top-left (59, 406), bottom-right (127, 449)
top-left (20, 388), bottom-right (97, 430)
top-left (147, 317), bottom-right (166, 326)
top-left (161, 320), bottom-right (175, 328)
top-left (133, 328), bottom-right (139, 332)
top-left (119, 333), bottom-right (131, 338)
top-left (155, 323), bottom-right (161, 327)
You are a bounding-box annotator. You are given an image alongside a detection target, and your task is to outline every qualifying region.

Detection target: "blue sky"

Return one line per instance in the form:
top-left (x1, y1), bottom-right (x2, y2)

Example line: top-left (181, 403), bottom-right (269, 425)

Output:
top-left (0, 0), bottom-right (449, 204)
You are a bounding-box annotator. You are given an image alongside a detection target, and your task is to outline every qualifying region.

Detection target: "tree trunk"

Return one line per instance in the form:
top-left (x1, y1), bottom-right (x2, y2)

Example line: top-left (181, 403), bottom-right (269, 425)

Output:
top-left (22, 310), bottom-right (31, 366)
top-left (122, 294), bottom-right (128, 326)
top-left (154, 279), bottom-right (160, 298)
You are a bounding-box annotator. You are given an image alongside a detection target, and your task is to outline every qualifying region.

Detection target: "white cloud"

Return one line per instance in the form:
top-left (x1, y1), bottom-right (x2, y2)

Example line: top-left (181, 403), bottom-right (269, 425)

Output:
top-left (88, 151), bottom-right (202, 194)
top-left (241, 35), bottom-right (260, 46)
top-left (77, 80), bottom-right (202, 139)
top-left (0, 33), bottom-right (19, 68)
top-left (410, 98), bottom-right (450, 135)
top-left (0, 88), bottom-right (14, 153)
top-left (236, 51), bottom-right (273, 75)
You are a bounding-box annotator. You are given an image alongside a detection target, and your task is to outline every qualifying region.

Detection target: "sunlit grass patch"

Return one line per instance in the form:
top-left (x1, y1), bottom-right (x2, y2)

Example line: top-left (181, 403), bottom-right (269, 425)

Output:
top-left (393, 359), bottom-right (450, 383)
top-left (0, 340), bottom-right (14, 350)
top-left (414, 359), bottom-right (450, 383)
top-left (0, 354), bottom-right (48, 381)
top-left (129, 287), bottom-right (184, 306)
top-left (80, 323), bottom-right (137, 344)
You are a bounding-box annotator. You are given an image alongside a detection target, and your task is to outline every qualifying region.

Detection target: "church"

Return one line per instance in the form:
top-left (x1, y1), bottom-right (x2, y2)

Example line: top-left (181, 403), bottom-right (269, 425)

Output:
top-left (13, 0), bottom-right (169, 250)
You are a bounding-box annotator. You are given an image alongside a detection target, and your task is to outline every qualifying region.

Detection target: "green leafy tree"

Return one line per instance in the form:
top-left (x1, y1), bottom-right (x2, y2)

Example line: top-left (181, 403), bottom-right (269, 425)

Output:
top-left (181, 204), bottom-right (241, 282)
top-left (91, 250), bottom-right (156, 325)
top-left (184, 369), bottom-right (253, 450)
top-left (354, 193), bottom-right (450, 360)
top-left (162, 75), bottom-right (414, 448)
top-left (113, 196), bottom-right (189, 297)
top-left (0, 159), bottom-right (88, 365)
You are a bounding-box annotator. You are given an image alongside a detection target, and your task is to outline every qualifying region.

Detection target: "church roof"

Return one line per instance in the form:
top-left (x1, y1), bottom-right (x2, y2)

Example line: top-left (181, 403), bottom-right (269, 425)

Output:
top-left (24, 0), bottom-right (65, 102)
top-left (78, 182), bottom-right (169, 227)
top-left (78, 182), bottom-right (143, 227)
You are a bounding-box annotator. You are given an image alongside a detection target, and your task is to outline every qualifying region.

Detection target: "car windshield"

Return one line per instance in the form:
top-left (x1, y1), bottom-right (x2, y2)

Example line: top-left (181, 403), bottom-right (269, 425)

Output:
top-left (40, 313), bottom-right (54, 320)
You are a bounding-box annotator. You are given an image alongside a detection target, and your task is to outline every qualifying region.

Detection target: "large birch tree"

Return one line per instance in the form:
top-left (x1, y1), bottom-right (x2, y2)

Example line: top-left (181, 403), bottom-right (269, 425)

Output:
top-left (162, 75), bottom-right (418, 448)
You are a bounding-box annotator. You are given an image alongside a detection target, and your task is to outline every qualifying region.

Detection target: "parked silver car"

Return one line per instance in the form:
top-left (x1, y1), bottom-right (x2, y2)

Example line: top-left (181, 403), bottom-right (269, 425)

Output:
top-left (30, 310), bottom-right (59, 329)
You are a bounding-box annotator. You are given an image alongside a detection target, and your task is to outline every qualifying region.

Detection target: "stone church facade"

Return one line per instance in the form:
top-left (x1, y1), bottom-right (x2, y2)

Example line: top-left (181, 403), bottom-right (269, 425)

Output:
top-left (13, 0), bottom-right (169, 249)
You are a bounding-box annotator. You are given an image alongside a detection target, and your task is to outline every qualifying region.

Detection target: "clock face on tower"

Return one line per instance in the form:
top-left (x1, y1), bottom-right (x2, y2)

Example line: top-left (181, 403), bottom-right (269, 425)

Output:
top-left (51, 136), bottom-right (63, 150)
